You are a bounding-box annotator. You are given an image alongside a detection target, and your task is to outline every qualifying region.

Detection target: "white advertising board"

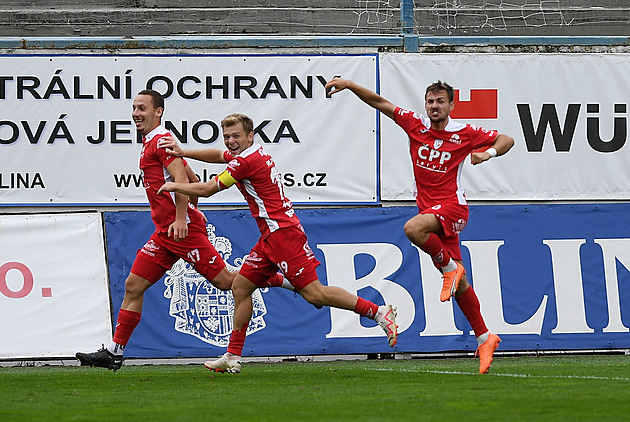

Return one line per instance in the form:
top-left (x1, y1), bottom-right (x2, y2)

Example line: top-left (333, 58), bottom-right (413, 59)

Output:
top-left (0, 213), bottom-right (111, 358)
top-left (380, 53), bottom-right (630, 201)
top-left (0, 54), bottom-right (377, 205)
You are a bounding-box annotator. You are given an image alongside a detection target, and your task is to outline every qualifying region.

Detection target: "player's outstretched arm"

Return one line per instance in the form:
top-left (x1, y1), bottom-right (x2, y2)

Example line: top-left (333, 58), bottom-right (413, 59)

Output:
top-left (159, 179), bottom-right (220, 198)
top-left (158, 136), bottom-right (227, 163)
top-left (325, 77), bottom-right (397, 120)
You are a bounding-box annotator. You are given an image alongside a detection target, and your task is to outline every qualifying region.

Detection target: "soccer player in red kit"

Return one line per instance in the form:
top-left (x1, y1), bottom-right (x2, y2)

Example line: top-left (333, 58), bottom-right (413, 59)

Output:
top-left (158, 113), bottom-right (398, 373)
top-left (325, 78), bottom-right (514, 374)
top-left (76, 91), bottom-right (288, 371)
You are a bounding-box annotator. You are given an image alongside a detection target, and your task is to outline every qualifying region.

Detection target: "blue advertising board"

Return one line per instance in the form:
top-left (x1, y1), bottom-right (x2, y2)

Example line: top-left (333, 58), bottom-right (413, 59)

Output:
top-left (104, 204), bottom-right (630, 358)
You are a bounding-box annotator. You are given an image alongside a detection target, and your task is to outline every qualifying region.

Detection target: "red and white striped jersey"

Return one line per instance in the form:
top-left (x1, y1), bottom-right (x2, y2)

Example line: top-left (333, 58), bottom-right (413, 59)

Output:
top-left (394, 107), bottom-right (497, 210)
top-left (140, 125), bottom-right (202, 232)
top-left (222, 143), bottom-right (300, 238)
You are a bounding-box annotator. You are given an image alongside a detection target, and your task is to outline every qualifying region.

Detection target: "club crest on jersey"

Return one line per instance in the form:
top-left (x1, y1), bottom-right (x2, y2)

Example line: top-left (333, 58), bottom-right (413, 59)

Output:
top-left (163, 224), bottom-right (267, 347)
top-left (453, 218), bottom-right (467, 234)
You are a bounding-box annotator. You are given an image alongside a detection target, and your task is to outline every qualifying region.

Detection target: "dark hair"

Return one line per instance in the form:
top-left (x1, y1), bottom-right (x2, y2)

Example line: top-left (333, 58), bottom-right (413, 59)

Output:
top-left (221, 113), bottom-right (254, 133)
top-left (425, 80), bottom-right (454, 102)
top-left (137, 89), bottom-right (165, 110)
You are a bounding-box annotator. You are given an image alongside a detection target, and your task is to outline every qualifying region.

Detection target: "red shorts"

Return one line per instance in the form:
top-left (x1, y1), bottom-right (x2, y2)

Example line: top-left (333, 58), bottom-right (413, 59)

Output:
top-left (130, 220), bottom-right (226, 284)
top-left (420, 200), bottom-right (469, 262)
top-left (239, 225), bottom-right (320, 291)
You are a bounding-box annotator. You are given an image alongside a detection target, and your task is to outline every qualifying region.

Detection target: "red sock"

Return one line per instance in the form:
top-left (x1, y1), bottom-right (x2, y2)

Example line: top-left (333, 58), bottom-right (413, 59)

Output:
top-left (354, 297), bottom-right (379, 319)
top-left (112, 309), bottom-right (142, 346)
top-left (226, 321), bottom-right (248, 356)
top-left (455, 287), bottom-right (488, 338)
top-left (421, 233), bottom-right (452, 267)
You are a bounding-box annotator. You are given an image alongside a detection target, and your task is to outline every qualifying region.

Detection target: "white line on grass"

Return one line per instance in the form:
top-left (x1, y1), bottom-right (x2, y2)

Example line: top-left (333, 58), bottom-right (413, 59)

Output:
top-left (369, 368), bottom-right (630, 382)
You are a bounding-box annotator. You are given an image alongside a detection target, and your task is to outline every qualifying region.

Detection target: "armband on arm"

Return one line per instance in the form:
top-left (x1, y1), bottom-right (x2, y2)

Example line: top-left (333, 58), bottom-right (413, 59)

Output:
top-left (214, 170), bottom-right (237, 190)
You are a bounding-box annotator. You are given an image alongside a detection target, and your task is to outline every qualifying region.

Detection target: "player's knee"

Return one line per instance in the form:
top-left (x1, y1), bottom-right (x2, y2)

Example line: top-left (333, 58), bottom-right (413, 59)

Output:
top-left (404, 219), bottom-right (424, 241)
top-left (403, 219), bottom-right (415, 239)
top-left (210, 269), bottom-right (236, 291)
top-left (404, 217), bottom-right (432, 245)
top-left (124, 277), bottom-right (145, 299)
top-left (230, 275), bottom-right (256, 298)
top-left (215, 279), bottom-right (232, 291)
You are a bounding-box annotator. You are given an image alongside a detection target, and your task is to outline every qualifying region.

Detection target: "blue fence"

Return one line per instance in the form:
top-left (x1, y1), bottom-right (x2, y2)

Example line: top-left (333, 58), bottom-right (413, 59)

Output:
top-left (105, 204), bottom-right (630, 358)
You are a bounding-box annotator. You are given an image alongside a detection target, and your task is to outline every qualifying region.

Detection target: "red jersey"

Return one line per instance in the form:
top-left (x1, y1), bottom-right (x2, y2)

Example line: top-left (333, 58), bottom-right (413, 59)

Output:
top-left (140, 125), bottom-right (203, 232)
top-left (393, 107), bottom-right (497, 210)
top-left (222, 143), bottom-right (300, 238)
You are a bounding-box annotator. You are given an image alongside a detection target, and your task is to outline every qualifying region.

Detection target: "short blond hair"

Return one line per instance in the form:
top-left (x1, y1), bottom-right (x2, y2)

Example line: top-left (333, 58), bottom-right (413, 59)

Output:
top-left (221, 113), bottom-right (253, 133)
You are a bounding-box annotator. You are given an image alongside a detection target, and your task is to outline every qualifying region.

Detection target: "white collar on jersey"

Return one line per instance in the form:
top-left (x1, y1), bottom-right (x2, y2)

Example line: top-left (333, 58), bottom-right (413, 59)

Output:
top-left (444, 117), bottom-right (466, 132)
top-left (420, 115), bottom-right (466, 132)
top-left (238, 142), bottom-right (263, 158)
top-left (143, 125), bottom-right (170, 143)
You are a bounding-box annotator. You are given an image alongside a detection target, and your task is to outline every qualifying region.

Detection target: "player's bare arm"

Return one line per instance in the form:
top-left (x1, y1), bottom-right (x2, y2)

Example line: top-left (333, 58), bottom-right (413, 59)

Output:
top-left (184, 163), bottom-right (199, 185)
top-left (183, 164), bottom-right (208, 222)
top-left (325, 77), bottom-right (397, 120)
top-left (165, 158), bottom-right (191, 241)
top-left (159, 179), bottom-right (221, 198)
top-left (471, 133), bottom-right (515, 165)
top-left (158, 136), bottom-right (227, 163)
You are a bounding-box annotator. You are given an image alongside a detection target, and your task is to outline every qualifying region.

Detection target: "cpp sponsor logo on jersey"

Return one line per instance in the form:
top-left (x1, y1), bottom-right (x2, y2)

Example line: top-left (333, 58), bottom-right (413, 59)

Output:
top-left (416, 144), bottom-right (452, 173)
top-left (163, 224), bottom-right (268, 347)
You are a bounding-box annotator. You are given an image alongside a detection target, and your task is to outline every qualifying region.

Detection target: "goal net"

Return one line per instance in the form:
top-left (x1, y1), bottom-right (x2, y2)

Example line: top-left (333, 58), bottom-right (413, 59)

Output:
top-left (1, 1), bottom-right (628, 37)
top-left (417, 0), bottom-right (630, 36)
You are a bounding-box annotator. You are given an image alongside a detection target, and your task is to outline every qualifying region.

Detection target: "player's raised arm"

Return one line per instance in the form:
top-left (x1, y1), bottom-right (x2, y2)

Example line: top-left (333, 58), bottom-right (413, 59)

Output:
top-left (158, 136), bottom-right (228, 163)
top-left (325, 77), bottom-right (397, 120)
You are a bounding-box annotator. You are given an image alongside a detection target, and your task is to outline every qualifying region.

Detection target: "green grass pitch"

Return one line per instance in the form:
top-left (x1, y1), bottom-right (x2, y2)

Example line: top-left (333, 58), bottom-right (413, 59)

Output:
top-left (2, 354), bottom-right (629, 421)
